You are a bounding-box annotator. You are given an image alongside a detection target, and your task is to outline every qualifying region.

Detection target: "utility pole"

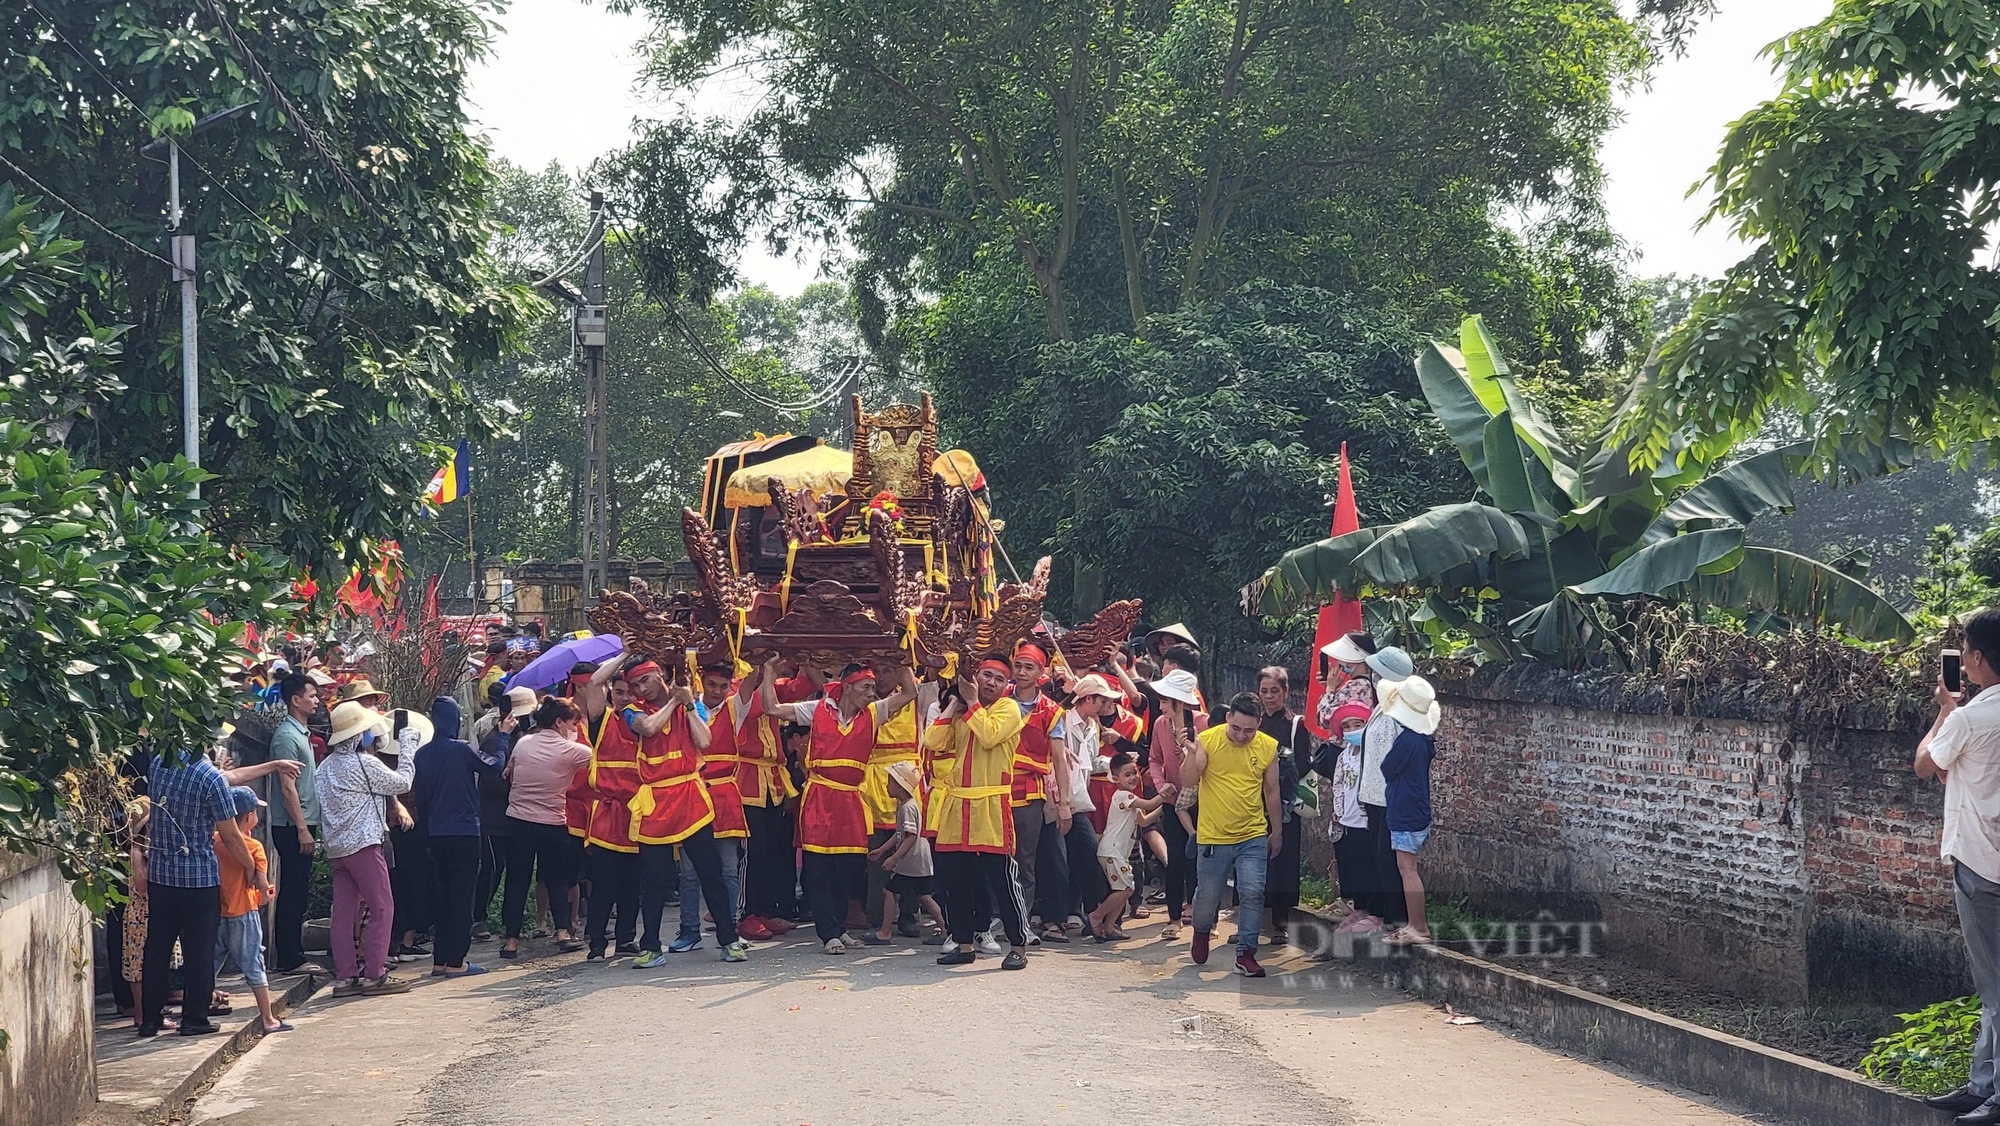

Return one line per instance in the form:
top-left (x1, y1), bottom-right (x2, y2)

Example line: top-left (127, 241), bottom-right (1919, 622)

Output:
top-left (139, 104), bottom-right (251, 496)
top-left (169, 142), bottom-right (198, 480)
top-left (577, 192), bottom-right (611, 605)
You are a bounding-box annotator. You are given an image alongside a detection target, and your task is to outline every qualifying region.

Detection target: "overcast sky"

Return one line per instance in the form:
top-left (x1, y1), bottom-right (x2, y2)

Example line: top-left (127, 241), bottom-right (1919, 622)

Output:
top-left (464, 0), bottom-right (1836, 295)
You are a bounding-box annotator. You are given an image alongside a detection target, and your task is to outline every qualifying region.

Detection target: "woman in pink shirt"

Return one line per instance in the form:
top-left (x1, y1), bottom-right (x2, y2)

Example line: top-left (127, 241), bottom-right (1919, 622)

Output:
top-left (501, 698), bottom-right (593, 957)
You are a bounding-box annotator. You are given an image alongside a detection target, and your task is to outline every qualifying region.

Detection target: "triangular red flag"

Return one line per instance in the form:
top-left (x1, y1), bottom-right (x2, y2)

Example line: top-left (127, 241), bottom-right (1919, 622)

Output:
top-left (1305, 443), bottom-right (1364, 738)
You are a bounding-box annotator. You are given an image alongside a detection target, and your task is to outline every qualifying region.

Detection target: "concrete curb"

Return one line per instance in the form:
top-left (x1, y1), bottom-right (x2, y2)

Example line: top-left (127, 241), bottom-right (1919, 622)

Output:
top-left (1294, 908), bottom-right (1932, 1126)
top-left (147, 972), bottom-right (323, 1123)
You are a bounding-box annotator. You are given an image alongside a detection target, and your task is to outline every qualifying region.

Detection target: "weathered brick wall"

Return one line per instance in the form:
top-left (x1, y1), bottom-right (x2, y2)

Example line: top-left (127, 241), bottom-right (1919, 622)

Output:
top-left (1423, 674), bottom-right (1963, 1005)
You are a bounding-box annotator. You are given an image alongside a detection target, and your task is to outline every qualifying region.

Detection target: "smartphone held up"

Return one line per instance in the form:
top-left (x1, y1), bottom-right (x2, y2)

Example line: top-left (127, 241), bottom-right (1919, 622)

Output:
top-left (1943, 648), bottom-right (1963, 695)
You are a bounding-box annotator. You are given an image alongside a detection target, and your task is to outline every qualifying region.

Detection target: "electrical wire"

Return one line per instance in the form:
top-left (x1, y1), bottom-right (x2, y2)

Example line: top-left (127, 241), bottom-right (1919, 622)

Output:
top-left (601, 202), bottom-right (859, 415)
top-left (0, 152), bottom-right (177, 269)
top-left (529, 223), bottom-right (607, 291)
top-left (193, 0), bottom-right (368, 208)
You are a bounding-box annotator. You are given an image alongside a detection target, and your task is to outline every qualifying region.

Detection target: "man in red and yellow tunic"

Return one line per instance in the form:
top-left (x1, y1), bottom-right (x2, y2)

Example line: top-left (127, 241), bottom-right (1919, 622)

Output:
top-left (684, 662), bottom-right (761, 940)
top-left (1008, 642), bottom-right (1067, 943)
top-left (581, 670), bottom-right (643, 958)
top-left (767, 663), bottom-right (917, 953)
top-left (734, 657), bottom-right (803, 936)
top-left (624, 659), bottom-right (748, 966)
top-left (930, 654), bottom-right (1031, 969)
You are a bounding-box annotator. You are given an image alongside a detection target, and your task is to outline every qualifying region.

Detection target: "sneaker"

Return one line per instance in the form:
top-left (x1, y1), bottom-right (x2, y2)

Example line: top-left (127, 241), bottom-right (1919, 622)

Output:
top-left (632, 950), bottom-right (669, 969)
top-left (824, 937), bottom-right (848, 954)
top-left (1236, 951), bottom-right (1266, 978)
top-left (1024, 932), bottom-right (1042, 948)
top-left (1191, 930), bottom-right (1212, 965)
top-left (330, 978), bottom-right (366, 998)
top-left (761, 917), bottom-right (793, 935)
top-left (1000, 950), bottom-right (1028, 970)
top-left (1065, 916), bottom-right (1086, 935)
top-left (897, 918), bottom-right (923, 938)
top-left (936, 948), bottom-right (976, 965)
top-left (615, 942), bottom-right (642, 956)
top-left (667, 932), bottom-right (703, 954)
top-left (1161, 924), bottom-right (1180, 941)
top-left (975, 932), bottom-right (1004, 956)
top-left (722, 940), bottom-right (750, 963)
top-left (471, 924), bottom-right (494, 942)
top-left (587, 947), bottom-right (605, 962)
top-left (738, 917), bottom-right (774, 941)
top-left (356, 974), bottom-right (412, 996)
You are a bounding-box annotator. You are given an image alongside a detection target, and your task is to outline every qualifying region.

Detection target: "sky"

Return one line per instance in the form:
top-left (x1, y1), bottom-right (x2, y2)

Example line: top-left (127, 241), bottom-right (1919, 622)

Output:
top-left (464, 0), bottom-right (1836, 295)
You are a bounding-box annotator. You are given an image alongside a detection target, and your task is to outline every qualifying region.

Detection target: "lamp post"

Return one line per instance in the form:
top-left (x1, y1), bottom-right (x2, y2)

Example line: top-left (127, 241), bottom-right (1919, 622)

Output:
top-left (139, 103), bottom-right (252, 487)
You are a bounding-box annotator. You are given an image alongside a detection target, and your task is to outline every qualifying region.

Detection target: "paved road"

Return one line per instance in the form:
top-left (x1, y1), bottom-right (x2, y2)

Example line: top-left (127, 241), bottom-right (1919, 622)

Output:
top-left (190, 917), bottom-right (1758, 1126)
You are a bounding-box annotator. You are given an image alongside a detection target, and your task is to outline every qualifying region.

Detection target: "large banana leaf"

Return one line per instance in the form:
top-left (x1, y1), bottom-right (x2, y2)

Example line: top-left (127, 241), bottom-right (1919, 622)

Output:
top-left (1416, 317), bottom-right (1579, 504)
top-left (1639, 442), bottom-right (1810, 548)
top-left (1569, 527), bottom-right (1746, 597)
top-left (1675, 546), bottom-right (1916, 644)
top-left (1244, 503), bottom-right (1529, 615)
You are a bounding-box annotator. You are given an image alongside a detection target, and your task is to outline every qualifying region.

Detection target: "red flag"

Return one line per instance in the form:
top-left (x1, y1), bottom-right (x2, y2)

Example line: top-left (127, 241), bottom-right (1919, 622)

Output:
top-left (1304, 444), bottom-right (1364, 738)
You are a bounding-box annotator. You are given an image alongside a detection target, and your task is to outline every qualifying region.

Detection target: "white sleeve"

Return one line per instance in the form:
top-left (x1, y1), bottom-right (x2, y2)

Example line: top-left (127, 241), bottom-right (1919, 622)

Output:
top-left (1932, 707), bottom-right (1974, 770)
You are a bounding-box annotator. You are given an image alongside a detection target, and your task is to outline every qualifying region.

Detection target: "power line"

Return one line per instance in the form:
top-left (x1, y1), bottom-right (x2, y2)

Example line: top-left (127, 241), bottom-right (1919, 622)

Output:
top-left (601, 203), bottom-right (858, 415)
top-left (191, 0), bottom-right (368, 208)
top-left (530, 225), bottom-right (607, 291)
top-left (0, 152), bottom-right (176, 269)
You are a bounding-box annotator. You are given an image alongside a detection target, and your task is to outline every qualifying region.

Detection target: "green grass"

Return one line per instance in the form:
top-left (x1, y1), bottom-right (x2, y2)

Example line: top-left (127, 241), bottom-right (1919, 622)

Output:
top-left (1422, 895), bottom-right (1512, 941)
top-left (1299, 873), bottom-right (1332, 910)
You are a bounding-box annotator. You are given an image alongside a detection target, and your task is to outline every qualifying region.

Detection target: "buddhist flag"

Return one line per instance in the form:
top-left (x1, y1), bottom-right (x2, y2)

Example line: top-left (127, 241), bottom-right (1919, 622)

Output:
top-left (1304, 443), bottom-right (1364, 738)
top-left (425, 441), bottom-right (469, 505)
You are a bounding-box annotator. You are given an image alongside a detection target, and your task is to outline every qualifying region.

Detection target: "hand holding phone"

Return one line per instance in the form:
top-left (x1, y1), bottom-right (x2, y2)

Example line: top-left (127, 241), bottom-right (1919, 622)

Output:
top-left (1944, 649), bottom-right (1964, 694)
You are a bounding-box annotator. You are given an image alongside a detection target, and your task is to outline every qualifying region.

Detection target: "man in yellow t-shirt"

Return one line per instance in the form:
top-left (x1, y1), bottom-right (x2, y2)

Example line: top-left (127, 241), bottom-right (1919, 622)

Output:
top-left (1180, 692), bottom-right (1281, 978)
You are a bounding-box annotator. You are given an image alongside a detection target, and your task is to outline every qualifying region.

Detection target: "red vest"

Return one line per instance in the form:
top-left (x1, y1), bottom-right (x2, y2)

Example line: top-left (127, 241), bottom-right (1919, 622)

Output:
top-left (798, 699), bottom-right (873, 854)
top-left (731, 694), bottom-right (790, 808)
top-left (584, 708), bottom-right (642, 853)
top-left (698, 695), bottom-right (748, 839)
top-left (628, 702), bottom-right (715, 846)
top-left (1010, 693), bottom-right (1063, 806)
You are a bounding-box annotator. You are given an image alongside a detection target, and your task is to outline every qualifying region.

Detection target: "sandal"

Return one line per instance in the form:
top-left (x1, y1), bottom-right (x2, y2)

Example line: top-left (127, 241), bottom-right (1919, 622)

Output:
top-left (1385, 927), bottom-right (1433, 946)
top-left (1039, 925), bottom-right (1070, 944)
top-left (1096, 926), bottom-right (1130, 942)
top-left (856, 932), bottom-right (891, 946)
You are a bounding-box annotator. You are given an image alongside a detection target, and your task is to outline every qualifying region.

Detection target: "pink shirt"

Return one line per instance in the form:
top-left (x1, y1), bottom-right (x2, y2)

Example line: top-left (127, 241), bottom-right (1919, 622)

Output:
top-left (505, 729), bottom-right (592, 826)
top-left (1148, 707), bottom-right (1209, 793)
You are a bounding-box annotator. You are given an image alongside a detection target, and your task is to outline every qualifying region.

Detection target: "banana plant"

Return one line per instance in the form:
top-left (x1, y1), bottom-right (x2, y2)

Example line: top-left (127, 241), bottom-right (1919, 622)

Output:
top-left (1245, 316), bottom-right (1917, 661)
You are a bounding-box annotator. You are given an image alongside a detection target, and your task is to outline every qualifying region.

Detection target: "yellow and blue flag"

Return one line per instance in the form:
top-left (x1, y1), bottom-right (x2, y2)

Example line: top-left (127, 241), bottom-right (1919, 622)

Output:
top-left (424, 440), bottom-right (469, 505)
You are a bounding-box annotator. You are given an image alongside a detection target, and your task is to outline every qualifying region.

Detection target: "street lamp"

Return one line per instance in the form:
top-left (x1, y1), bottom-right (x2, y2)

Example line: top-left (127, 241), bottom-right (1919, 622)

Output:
top-left (140, 102), bottom-right (253, 484)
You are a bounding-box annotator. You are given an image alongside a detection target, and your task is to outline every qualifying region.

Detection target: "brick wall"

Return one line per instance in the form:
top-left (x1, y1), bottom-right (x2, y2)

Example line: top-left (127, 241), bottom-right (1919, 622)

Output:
top-left (1422, 676), bottom-right (1963, 1005)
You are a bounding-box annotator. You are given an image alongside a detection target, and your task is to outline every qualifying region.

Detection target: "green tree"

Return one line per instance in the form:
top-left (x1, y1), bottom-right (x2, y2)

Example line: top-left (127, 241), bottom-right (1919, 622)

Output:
top-left (1616, 0), bottom-right (2000, 467)
top-left (1248, 317), bottom-right (1915, 664)
top-left (402, 162), bottom-right (860, 578)
top-left (0, 189), bottom-right (286, 907)
top-left (2, 0), bottom-right (534, 577)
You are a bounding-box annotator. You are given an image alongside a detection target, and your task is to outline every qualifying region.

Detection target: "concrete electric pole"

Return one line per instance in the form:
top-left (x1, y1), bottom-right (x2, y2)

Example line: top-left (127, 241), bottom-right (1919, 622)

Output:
top-left (577, 192), bottom-right (611, 604)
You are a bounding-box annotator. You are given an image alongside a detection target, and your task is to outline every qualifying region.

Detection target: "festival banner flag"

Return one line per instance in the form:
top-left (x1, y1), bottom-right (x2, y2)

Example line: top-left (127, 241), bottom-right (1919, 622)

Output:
top-left (1304, 443), bottom-right (1364, 738)
top-left (424, 441), bottom-right (470, 505)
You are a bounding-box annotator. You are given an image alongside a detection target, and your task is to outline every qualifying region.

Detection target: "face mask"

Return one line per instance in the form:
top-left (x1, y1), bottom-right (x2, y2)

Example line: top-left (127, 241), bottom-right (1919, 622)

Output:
top-left (360, 728), bottom-right (378, 749)
top-left (1343, 729), bottom-right (1365, 747)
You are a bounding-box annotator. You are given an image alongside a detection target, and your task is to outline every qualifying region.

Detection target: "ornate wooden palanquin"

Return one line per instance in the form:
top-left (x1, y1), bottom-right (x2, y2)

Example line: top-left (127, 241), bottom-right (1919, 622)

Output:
top-left (839, 393), bottom-right (938, 539)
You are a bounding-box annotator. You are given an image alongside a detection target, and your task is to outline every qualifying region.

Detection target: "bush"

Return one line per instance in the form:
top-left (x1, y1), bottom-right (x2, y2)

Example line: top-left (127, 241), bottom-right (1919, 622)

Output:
top-left (1859, 995), bottom-right (1979, 1095)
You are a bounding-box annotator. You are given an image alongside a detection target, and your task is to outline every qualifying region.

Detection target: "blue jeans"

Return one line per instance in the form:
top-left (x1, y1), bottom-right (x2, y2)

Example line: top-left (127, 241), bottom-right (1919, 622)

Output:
top-left (679, 836), bottom-right (743, 937)
top-left (213, 910), bottom-right (267, 988)
top-left (1191, 839), bottom-right (1269, 955)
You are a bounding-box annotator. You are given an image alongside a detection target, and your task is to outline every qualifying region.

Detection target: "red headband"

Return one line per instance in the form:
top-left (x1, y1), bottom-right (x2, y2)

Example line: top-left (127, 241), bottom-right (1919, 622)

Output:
top-left (625, 660), bottom-right (663, 682)
top-left (840, 669), bottom-right (876, 689)
top-left (1014, 643), bottom-right (1049, 667)
top-left (977, 658), bottom-right (1012, 676)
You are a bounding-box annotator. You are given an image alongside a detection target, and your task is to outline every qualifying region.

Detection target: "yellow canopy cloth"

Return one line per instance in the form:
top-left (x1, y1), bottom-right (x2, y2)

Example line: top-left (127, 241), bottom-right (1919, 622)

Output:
top-left (934, 448), bottom-right (985, 491)
top-left (723, 443), bottom-right (854, 508)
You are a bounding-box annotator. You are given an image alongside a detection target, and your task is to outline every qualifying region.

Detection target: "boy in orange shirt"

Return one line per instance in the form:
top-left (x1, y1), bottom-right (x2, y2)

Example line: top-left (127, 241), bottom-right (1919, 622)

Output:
top-left (213, 786), bottom-right (290, 1034)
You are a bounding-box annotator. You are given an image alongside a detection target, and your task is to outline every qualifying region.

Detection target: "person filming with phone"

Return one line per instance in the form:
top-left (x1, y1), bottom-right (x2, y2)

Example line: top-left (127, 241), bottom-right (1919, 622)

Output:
top-left (1916, 611), bottom-right (2000, 1125)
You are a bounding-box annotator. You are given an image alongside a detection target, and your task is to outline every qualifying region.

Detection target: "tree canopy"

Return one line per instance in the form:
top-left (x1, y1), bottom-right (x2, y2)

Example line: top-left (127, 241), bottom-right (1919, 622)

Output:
top-left (3, 0), bottom-right (534, 577)
top-left (1617, 0), bottom-right (2000, 467)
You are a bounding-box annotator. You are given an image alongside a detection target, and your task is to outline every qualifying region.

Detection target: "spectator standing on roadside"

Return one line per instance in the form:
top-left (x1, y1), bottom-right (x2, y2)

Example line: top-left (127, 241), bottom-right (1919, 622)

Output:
top-left (212, 787), bottom-right (292, 1034)
top-left (1917, 610), bottom-right (2000, 1126)
top-left (1356, 646), bottom-right (1414, 930)
top-left (412, 695), bottom-right (507, 976)
top-left (138, 747), bottom-right (292, 1036)
top-left (268, 673), bottom-right (321, 973)
top-left (1256, 666), bottom-right (1308, 943)
top-left (1380, 677), bottom-right (1440, 946)
top-left (315, 702), bottom-right (419, 997)
top-left (473, 684), bottom-right (534, 938)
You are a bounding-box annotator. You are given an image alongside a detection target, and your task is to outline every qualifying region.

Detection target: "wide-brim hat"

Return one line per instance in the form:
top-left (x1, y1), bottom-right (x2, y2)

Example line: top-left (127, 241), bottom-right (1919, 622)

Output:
top-left (328, 701), bottom-right (389, 746)
top-left (1150, 668), bottom-right (1201, 706)
top-left (885, 760), bottom-right (922, 795)
top-left (1384, 675), bottom-right (1440, 735)
top-left (391, 709), bottom-right (434, 749)
top-left (1145, 622), bottom-right (1198, 650)
top-left (337, 678), bottom-right (389, 705)
top-left (507, 686), bottom-right (537, 719)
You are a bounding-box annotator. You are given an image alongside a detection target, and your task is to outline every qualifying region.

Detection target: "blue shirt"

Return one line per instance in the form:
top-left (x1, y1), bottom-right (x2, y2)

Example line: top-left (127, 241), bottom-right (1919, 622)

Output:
top-left (146, 754), bottom-right (235, 888)
top-left (411, 696), bottom-right (506, 838)
top-left (1379, 728), bottom-right (1435, 833)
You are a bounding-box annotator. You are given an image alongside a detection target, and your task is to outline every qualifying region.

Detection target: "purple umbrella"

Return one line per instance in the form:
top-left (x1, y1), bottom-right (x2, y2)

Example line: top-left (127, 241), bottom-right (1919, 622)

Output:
top-left (506, 633), bottom-right (626, 692)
